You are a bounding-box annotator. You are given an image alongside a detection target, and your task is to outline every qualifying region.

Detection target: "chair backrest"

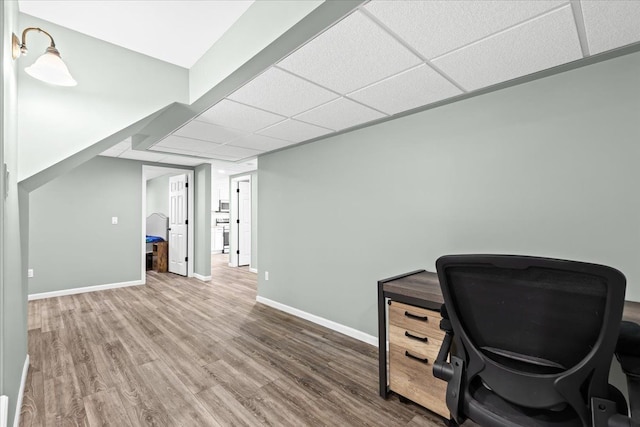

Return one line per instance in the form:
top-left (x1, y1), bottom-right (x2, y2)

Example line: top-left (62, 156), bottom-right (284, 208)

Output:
top-left (436, 255), bottom-right (626, 423)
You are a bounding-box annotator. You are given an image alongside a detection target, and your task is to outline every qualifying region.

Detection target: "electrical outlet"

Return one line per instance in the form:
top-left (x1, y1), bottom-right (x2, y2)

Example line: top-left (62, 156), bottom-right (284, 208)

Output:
top-left (265, 271), bottom-right (269, 281)
top-left (112, 216), bottom-right (118, 225)
top-left (27, 269), bottom-right (34, 278)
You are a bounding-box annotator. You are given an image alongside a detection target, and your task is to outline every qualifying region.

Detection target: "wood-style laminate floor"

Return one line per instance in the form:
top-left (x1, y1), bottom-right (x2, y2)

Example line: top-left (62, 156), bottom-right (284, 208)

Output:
top-left (20, 254), bottom-right (446, 426)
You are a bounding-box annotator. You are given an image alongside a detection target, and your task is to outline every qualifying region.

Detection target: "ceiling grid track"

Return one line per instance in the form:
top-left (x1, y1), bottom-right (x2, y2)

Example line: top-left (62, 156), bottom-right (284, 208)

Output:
top-left (357, 6), bottom-right (468, 93)
top-left (570, 0), bottom-right (592, 57)
top-left (429, 2), bottom-right (574, 62)
top-left (272, 65), bottom-right (393, 120)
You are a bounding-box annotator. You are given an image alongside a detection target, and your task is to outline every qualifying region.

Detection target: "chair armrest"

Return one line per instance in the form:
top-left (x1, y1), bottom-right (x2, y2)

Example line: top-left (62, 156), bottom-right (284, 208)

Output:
top-left (433, 303), bottom-right (465, 424)
top-left (432, 337), bottom-right (465, 425)
top-left (617, 321), bottom-right (640, 423)
top-left (434, 303), bottom-right (455, 381)
top-left (433, 332), bottom-right (454, 381)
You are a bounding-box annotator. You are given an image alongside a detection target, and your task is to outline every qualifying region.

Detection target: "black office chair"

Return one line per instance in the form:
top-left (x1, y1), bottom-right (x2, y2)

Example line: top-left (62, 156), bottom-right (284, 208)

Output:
top-left (432, 254), bottom-right (639, 427)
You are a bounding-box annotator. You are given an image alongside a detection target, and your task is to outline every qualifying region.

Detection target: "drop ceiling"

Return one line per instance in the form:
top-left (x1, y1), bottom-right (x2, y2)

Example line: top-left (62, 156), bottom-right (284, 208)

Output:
top-left (147, 0), bottom-right (640, 165)
top-left (23, 1), bottom-right (640, 168)
top-left (98, 138), bottom-right (257, 176)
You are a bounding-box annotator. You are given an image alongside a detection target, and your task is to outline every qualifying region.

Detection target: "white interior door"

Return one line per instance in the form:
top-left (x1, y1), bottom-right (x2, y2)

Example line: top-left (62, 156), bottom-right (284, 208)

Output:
top-left (169, 174), bottom-right (188, 276)
top-left (238, 181), bottom-right (251, 266)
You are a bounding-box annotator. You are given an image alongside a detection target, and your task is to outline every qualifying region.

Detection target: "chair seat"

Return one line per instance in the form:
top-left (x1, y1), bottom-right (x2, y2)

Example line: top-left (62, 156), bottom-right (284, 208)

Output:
top-left (464, 380), bottom-right (627, 427)
top-left (617, 321), bottom-right (640, 375)
top-left (618, 322), bottom-right (640, 357)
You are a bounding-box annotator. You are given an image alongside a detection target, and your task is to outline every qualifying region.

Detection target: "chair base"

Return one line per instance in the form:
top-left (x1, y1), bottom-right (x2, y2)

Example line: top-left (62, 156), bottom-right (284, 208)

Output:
top-left (461, 381), bottom-right (627, 427)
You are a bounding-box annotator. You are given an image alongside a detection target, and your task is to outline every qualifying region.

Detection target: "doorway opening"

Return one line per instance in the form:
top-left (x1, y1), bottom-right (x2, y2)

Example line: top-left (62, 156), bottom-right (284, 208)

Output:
top-left (142, 165), bottom-right (195, 280)
top-left (229, 175), bottom-right (251, 269)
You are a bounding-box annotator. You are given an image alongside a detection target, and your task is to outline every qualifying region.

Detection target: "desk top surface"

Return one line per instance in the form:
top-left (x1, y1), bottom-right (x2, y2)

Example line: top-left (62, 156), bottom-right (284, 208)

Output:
top-left (382, 270), bottom-right (640, 323)
top-left (382, 270), bottom-right (443, 306)
top-left (625, 300), bottom-right (640, 323)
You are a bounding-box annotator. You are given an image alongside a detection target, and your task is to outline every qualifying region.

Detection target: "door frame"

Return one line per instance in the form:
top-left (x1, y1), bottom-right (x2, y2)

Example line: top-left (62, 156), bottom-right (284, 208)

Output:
top-left (141, 165), bottom-right (195, 281)
top-left (229, 174), bottom-right (251, 268)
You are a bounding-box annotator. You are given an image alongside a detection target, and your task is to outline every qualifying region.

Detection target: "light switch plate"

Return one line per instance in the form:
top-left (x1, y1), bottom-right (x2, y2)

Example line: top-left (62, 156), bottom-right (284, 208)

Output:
top-left (112, 217), bottom-right (118, 225)
top-left (27, 269), bottom-right (34, 278)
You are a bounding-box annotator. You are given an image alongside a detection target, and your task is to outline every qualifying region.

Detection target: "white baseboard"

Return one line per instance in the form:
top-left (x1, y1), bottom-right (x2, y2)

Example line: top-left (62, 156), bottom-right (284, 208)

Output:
top-left (256, 296), bottom-right (377, 346)
top-left (12, 355), bottom-right (29, 427)
top-left (1, 395), bottom-right (7, 427)
top-left (193, 273), bottom-right (212, 282)
top-left (28, 280), bottom-right (144, 300)
top-left (249, 268), bottom-right (258, 274)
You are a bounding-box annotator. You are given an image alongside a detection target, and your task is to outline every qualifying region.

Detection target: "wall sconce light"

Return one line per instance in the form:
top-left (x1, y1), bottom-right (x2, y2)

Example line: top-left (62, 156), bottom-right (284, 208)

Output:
top-left (12, 27), bottom-right (77, 87)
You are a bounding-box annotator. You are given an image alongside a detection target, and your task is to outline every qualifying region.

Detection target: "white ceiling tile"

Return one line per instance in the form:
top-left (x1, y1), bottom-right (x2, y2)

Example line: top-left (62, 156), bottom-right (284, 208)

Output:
top-left (294, 97), bottom-right (387, 131)
top-left (174, 120), bottom-right (248, 143)
top-left (349, 65), bottom-right (464, 115)
top-left (227, 134), bottom-right (295, 151)
top-left (197, 99), bottom-right (287, 132)
top-left (432, 5), bottom-right (582, 92)
top-left (278, 11), bottom-right (421, 94)
top-left (211, 145), bottom-right (262, 159)
top-left (155, 134), bottom-right (222, 153)
top-left (160, 155), bottom-right (206, 166)
top-left (150, 145), bottom-right (208, 157)
top-left (198, 153), bottom-right (240, 161)
top-left (118, 149), bottom-right (168, 162)
top-left (257, 119), bottom-right (333, 143)
top-left (228, 67), bottom-right (339, 116)
top-left (582, 1), bottom-right (640, 54)
top-left (151, 143), bottom-right (241, 161)
top-left (153, 140), bottom-right (260, 163)
top-left (365, 0), bottom-right (565, 60)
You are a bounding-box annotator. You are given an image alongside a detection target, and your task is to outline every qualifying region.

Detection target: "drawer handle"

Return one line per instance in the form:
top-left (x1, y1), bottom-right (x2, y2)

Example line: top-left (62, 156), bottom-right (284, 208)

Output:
top-left (404, 331), bottom-right (428, 343)
top-left (404, 311), bottom-right (428, 322)
top-left (405, 351), bottom-right (429, 364)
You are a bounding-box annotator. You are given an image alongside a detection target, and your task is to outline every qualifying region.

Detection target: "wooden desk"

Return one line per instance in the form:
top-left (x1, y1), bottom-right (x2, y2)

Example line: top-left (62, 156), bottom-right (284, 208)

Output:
top-left (378, 270), bottom-right (442, 402)
top-left (378, 269), bottom-right (640, 403)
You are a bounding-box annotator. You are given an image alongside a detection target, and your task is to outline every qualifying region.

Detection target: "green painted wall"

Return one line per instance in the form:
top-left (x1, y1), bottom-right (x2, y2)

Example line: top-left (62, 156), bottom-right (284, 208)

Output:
top-left (30, 157), bottom-right (144, 293)
top-left (2, 1), bottom-right (28, 424)
top-left (28, 156), bottom-right (201, 294)
top-left (17, 13), bottom-right (189, 182)
top-left (258, 51), bottom-right (640, 337)
top-left (195, 164), bottom-right (212, 277)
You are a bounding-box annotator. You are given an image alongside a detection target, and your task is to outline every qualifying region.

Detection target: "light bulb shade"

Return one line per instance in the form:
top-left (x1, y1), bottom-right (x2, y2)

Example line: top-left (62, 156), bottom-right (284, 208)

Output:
top-left (24, 47), bottom-right (77, 87)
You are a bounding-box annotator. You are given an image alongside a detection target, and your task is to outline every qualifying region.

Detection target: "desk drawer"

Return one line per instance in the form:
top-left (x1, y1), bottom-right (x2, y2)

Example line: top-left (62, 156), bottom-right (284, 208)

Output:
top-left (389, 343), bottom-right (448, 418)
top-left (389, 324), bottom-right (442, 362)
top-left (389, 301), bottom-right (444, 341)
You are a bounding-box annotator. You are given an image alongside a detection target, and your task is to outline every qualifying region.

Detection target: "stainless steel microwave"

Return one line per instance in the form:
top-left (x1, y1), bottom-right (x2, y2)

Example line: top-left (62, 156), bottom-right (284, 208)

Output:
top-left (219, 200), bottom-right (229, 212)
